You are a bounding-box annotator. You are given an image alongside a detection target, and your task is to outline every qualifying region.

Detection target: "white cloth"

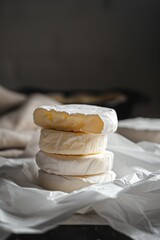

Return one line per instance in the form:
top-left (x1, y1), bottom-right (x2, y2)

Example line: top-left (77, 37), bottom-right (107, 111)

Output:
top-left (0, 86), bottom-right (60, 158)
top-left (0, 85), bottom-right (26, 115)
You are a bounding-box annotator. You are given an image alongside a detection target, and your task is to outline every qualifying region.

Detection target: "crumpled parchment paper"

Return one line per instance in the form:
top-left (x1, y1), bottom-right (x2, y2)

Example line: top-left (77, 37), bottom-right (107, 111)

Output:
top-left (0, 132), bottom-right (160, 240)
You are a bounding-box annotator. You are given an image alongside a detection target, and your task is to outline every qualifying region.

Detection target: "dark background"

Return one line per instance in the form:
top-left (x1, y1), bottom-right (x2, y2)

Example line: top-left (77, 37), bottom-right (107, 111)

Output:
top-left (0, 0), bottom-right (160, 117)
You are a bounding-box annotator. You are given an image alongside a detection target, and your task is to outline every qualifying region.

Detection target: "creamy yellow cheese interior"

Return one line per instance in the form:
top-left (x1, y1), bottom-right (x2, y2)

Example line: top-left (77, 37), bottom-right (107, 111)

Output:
top-left (34, 108), bottom-right (104, 134)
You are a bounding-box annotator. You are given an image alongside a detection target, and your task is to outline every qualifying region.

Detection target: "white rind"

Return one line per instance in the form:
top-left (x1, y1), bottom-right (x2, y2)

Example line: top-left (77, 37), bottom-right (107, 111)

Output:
top-left (36, 150), bottom-right (114, 175)
top-left (38, 170), bottom-right (116, 192)
top-left (34, 104), bottom-right (118, 134)
top-left (39, 128), bottom-right (108, 155)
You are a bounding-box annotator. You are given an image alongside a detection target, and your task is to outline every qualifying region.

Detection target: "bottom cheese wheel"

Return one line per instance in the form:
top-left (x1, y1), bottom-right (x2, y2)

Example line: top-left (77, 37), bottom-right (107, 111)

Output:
top-left (38, 170), bottom-right (116, 192)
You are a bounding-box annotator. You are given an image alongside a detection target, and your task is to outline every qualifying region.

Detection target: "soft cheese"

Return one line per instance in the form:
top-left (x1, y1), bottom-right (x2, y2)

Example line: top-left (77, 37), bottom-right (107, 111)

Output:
top-left (33, 104), bottom-right (118, 134)
top-left (36, 150), bottom-right (114, 175)
top-left (38, 170), bottom-right (116, 192)
top-left (39, 128), bottom-right (108, 155)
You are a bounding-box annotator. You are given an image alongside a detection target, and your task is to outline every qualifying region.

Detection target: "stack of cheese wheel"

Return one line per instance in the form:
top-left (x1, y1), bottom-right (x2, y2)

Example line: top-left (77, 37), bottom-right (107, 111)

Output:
top-left (33, 104), bottom-right (118, 192)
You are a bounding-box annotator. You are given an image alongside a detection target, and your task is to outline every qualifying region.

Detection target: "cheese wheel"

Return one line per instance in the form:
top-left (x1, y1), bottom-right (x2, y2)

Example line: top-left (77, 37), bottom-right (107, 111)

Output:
top-left (38, 170), bottom-right (116, 192)
top-left (33, 104), bottom-right (118, 134)
top-left (36, 150), bottom-right (114, 175)
top-left (39, 128), bottom-right (108, 155)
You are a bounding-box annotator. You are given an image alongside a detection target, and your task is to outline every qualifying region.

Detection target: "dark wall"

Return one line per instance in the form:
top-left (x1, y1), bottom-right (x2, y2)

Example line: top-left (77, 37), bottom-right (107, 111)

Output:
top-left (0, 0), bottom-right (160, 117)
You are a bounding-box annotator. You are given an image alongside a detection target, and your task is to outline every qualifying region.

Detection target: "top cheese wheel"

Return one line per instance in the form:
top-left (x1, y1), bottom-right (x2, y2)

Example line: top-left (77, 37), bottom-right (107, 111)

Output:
top-left (33, 104), bottom-right (118, 134)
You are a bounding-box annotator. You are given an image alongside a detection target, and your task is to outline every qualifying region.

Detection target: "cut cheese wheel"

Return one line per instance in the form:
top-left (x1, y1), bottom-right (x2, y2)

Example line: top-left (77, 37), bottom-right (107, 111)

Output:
top-left (38, 170), bottom-right (116, 192)
top-left (39, 128), bottom-right (108, 155)
top-left (36, 150), bottom-right (114, 175)
top-left (33, 104), bottom-right (118, 134)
